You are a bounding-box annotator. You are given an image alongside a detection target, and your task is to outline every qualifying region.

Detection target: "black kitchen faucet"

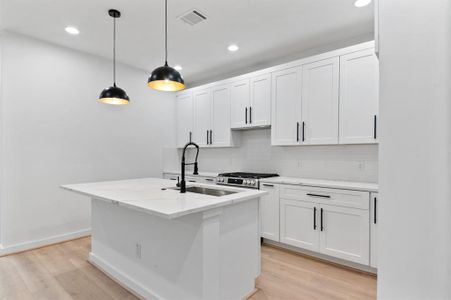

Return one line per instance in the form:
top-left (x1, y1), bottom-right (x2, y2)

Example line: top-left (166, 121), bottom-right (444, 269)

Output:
top-left (179, 142), bottom-right (199, 193)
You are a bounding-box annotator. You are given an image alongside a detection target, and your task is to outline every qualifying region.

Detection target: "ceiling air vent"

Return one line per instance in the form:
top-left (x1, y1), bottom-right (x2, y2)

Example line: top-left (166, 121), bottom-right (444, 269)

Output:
top-left (179, 10), bottom-right (207, 26)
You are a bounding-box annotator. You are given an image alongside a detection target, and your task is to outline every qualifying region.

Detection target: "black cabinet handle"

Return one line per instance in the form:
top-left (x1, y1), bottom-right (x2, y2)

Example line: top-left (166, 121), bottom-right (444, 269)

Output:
top-left (320, 208), bottom-right (324, 231)
top-left (302, 122), bottom-right (305, 142)
top-left (374, 197), bottom-right (377, 224)
top-left (374, 115), bottom-right (377, 139)
top-left (210, 130), bottom-right (213, 145)
top-left (262, 184), bottom-right (274, 187)
top-left (205, 178), bottom-right (214, 182)
top-left (245, 107), bottom-right (248, 124)
top-left (206, 130), bottom-right (209, 145)
top-left (313, 207), bottom-right (317, 230)
top-left (189, 131), bottom-right (192, 142)
top-left (296, 122), bottom-right (300, 142)
top-left (307, 193), bottom-right (331, 199)
top-left (188, 180), bottom-right (196, 183)
top-left (249, 107), bottom-right (252, 124)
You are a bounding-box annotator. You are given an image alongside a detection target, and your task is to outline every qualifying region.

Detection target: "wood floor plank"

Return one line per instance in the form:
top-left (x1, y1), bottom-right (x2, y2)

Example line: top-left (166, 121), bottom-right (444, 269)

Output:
top-left (0, 237), bottom-right (376, 300)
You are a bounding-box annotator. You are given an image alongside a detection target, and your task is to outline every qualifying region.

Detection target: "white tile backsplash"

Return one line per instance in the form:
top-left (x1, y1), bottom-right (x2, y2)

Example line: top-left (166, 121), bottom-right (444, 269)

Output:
top-left (165, 129), bottom-right (378, 183)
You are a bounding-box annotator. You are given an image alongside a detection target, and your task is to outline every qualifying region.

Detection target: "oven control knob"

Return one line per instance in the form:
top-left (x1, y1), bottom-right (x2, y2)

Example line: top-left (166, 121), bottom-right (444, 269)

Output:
top-left (251, 180), bottom-right (256, 185)
top-left (245, 180), bottom-right (250, 185)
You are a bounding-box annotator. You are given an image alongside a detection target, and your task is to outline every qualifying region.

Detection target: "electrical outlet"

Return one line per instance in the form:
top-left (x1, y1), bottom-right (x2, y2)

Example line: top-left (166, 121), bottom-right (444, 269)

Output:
top-left (358, 161), bottom-right (365, 171)
top-left (297, 160), bottom-right (302, 168)
top-left (135, 243), bottom-right (142, 259)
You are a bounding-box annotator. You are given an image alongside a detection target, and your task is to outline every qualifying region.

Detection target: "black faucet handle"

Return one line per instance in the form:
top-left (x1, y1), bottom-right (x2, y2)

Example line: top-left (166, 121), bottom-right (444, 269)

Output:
top-left (176, 176), bottom-right (180, 187)
top-left (193, 162), bottom-right (199, 175)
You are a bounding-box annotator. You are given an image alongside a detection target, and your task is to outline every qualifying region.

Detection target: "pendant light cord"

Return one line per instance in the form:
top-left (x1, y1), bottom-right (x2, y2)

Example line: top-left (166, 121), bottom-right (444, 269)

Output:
top-left (113, 15), bottom-right (117, 87)
top-left (165, 0), bottom-right (168, 65)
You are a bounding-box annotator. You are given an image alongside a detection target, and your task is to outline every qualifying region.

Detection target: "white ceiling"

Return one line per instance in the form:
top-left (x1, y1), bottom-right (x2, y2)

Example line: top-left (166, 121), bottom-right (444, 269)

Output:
top-left (0, 0), bottom-right (374, 86)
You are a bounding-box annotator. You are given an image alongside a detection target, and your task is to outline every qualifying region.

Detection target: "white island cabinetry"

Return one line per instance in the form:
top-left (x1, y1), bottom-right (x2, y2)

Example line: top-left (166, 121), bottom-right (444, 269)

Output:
top-left (62, 178), bottom-right (265, 300)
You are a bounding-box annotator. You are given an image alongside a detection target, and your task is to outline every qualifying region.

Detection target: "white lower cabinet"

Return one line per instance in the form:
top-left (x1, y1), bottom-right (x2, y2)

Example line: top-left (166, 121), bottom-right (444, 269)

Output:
top-left (319, 204), bottom-right (369, 265)
top-left (260, 183), bottom-right (280, 241)
top-left (280, 199), bottom-right (319, 252)
top-left (279, 185), bottom-right (371, 265)
top-left (370, 192), bottom-right (378, 268)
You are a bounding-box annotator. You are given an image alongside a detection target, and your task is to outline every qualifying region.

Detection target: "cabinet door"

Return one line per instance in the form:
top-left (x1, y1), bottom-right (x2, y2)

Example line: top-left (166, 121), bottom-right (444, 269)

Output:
top-left (250, 74), bottom-right (271, 127)
top-left (176, 93), bottom-right (193, 148)
top-left (230, 79), bottom-right (250, 129)
top-left (319, 204), bottom-right (369, 265)
top-left (260, 183), bottom-right (280, 241)
top-left (193, 89), bottom-right (212, 147)
top-left (211, 85), bottom-right (231, 147)
top-left (280, 199), bottom-right (319, 252)
top-left (370, 193), bottom-right (378, 268)
top-left (271, 67), bottom-right (302, 145)
top-left (339, 49), bottom-right (379, 144)
top-left (301, 58), bottom-right (339, 145)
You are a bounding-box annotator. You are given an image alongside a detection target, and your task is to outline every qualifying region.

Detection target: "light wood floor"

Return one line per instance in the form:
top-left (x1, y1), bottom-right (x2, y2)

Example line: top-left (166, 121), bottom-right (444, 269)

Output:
top-left (0, 237), bottom-right (376, 300)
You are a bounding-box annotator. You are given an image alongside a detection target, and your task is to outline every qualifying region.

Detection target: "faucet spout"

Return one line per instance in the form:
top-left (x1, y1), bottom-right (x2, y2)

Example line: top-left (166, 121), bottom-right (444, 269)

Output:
top-left (180, 142), bottom-right (200, 193)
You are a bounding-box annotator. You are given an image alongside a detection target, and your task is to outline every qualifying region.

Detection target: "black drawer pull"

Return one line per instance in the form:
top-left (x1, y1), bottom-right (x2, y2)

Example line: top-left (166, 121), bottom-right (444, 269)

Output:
top-left (307, 193), bottom-right (331, 199)
top-left (374, 197), bottom-right (377, 224)
top-left (245, 107), bottom-right (248, 124)
top-left (313, 207), bottom-right (317, 230)
top-left (296, 122), bottom-right (300, 142)
top-left (169, 178), bottom-right (177, 181)
top-left (205, 178), bottom-right (214, 182)
top-left (262, 184), bottom-right (274, 187)
top-left (302, 122), bottom-right (305, 142)
top-left (320, 208), bottom-right (324, 231)
top-left (374, 115), bottom-right (377, 139)
top-left (249, 107), bottom-right (252, 124)
top-left (188, 180), bottom-right (196, 183)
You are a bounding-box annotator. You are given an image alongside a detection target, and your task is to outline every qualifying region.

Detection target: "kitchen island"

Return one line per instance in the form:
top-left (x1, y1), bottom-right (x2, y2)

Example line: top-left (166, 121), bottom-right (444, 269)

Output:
top-left (61, 178), bottom-right (266, 300)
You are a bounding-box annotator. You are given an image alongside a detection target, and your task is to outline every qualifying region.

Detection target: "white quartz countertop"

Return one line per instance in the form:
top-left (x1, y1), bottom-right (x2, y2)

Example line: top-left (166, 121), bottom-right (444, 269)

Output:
top-left (260, 177), bottom-right (378, 192)
top-left (61, 178), bottom-right (266, 219)
top-left (163, 170), bottom-right (218, 177)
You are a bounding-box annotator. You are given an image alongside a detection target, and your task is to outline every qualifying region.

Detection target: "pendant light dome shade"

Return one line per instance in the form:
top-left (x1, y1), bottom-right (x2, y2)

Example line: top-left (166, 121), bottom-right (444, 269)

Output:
top-left (99, 85), bottom-right (130, 105)
top-left (148, 0), bottom-right (185, 92)
top-left (99, 9), bottom-right (130, 105)
top-left (148, 63), bottom-right (185, 92)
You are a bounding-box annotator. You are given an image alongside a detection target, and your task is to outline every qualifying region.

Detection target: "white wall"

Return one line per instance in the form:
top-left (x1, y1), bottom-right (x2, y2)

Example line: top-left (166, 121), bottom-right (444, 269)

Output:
top-left (165, 129), bottom-right (378, 183)
top-left (0, 32), bottom-right (176, 252)
top-left (378, 1), bottom-right (451, 299)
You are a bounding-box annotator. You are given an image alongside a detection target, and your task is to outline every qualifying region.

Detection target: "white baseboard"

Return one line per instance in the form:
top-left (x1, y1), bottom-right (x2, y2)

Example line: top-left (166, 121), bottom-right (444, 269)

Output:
top-left (88, 252), bottom-right (162, 300)
top-left (0, 229), bottom-right (91, 256)
top-left (263, 239), bottom-right (377, 274)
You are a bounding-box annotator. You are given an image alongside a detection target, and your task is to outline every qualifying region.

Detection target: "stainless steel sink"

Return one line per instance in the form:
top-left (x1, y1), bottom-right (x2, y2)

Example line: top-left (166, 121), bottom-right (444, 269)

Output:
top-left (164, 186), bottom-right (238, 197)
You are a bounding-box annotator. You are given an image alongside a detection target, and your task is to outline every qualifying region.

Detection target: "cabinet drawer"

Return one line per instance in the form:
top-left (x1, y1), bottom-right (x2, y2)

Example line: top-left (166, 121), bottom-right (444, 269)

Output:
top-left (280, 185), bottom-right (369, 210)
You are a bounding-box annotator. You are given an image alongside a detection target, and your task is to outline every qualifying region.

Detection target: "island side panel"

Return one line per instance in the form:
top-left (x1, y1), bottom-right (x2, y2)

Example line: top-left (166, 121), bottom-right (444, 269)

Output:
top-left (89, 198), bottom-right (205, 300)
top-left (89, 197), bottom-right (261, 300)
top-left (218, 198), bottom-right (261, 300)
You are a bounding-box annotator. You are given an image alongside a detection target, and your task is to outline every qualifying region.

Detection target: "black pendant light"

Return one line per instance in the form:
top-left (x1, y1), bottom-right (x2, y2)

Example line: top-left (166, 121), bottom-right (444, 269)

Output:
top-left (148, 0), bottom-right (185, 92)
top-left (99, 9), bottom-right (130, 105)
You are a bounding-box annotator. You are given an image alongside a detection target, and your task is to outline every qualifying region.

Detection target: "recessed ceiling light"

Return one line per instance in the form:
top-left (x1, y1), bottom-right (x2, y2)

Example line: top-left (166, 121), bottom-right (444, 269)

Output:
top-left (354, 0), bottom-right (372, 7)
top-left (227, 44), bottom-right (239, 52)
top-left (174, 65), bottom-right (183, 71)
top-left (65, 26), bottom-right (80, 35)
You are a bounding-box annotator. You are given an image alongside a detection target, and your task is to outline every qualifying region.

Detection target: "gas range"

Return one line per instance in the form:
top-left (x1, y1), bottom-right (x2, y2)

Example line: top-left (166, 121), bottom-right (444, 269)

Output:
top-left (216, 172), bottom-right (279, 189)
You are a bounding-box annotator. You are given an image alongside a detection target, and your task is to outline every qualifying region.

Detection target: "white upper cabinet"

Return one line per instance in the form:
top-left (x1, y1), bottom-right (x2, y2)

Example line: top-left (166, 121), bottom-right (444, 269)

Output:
top-left (211, 85), bottom-right (232, 147)
top-left (271, 66), bottom-right (302, 146)
top-left (230, 79), bottom-right (250, 129)
top-left (339, 48), bottom-right (379, 144)
top-left (249, 74), bottom-right (271, 127)
top-left (176, 93), bottom-right (194, 148)
top-left (193, 89), bottom-right (212, 147)
top-left (301, 58), bottom-right (339, 145)
top-left (230, 74), bottom-right (271, 129)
